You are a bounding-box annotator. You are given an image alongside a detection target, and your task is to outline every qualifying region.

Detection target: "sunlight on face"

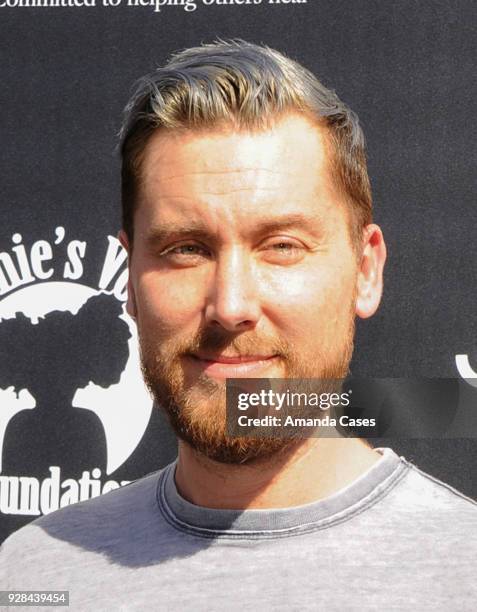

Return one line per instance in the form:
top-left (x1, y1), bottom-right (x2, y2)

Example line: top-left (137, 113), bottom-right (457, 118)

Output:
top-left (128, 114), bottom-right (359, 463)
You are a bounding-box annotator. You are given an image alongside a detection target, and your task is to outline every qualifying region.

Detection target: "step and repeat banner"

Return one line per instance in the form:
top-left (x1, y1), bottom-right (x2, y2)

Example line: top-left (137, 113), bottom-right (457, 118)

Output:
top-left (0, 1), bottom-right (476, 542)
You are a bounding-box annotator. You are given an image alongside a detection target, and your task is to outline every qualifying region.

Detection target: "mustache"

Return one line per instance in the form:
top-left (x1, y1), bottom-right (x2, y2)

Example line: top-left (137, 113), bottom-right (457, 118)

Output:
top-left (166, 326), bottom-right (292, 360)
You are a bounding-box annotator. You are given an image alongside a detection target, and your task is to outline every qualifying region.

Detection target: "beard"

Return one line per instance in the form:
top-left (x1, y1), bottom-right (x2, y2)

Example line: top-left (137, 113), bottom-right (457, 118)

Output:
top-left (139, 307), bottom-right (355, 466)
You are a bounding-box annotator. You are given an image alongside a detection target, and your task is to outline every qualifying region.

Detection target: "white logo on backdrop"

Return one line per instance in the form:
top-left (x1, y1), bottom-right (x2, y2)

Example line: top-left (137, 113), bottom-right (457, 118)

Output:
top-left (455, 355), bottom-right (477, 389)
top-left (0, 229), bottom-right (152, 476)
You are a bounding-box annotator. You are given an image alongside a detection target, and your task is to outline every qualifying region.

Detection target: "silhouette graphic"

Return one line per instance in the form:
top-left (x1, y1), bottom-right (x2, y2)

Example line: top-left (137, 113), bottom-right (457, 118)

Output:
top-left (1, 293), bottom-right (131, 480)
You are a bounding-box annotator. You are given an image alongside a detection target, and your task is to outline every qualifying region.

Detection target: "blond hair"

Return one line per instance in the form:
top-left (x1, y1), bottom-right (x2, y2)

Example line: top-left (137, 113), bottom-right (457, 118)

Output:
top-left (120, 40), bottom-right (372, 247)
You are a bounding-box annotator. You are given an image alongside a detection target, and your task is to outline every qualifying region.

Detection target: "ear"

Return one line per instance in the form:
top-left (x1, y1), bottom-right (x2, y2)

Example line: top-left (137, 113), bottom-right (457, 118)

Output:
top-left (118, 230), bottom-right (138, 321)
top-left (355, 224), bottom-right (387, 319)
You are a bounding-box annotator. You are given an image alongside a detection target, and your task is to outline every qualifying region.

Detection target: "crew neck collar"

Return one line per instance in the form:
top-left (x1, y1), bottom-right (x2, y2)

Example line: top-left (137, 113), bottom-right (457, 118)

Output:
top-left (156, 448), bottom-right (408, 539)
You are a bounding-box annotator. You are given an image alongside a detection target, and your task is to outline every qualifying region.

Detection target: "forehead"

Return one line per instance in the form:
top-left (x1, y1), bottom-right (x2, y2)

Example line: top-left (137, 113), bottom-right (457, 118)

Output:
top-left (135, 114), bottom-right (345, 232)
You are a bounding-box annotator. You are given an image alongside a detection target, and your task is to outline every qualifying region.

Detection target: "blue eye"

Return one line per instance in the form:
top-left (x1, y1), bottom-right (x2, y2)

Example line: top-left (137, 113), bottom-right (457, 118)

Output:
top-left (172, 245), bottom-right (205, 255)
top-left (160, 243), bottom-right (211, 266)
top-left (261, 239), bottom-right (306, 265)
top-left (268, 241), bottom-right (302, 254)
top-left (272, 242), bottom-right (296, 250)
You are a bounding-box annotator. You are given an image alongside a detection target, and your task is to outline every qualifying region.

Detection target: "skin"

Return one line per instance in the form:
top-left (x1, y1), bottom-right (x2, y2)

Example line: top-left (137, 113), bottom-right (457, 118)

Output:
top-left (120, 113), bottom-right (387, 509)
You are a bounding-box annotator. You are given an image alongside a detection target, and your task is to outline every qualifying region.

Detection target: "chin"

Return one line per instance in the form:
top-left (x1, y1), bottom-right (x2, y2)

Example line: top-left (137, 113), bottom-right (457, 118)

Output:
top-left (180, 432), bottom-right (301, 466)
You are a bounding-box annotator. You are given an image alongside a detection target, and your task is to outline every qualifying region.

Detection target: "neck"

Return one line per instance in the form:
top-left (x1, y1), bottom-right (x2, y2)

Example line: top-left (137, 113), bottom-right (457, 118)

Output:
top-left (174, 437), bottom-right (381, 509)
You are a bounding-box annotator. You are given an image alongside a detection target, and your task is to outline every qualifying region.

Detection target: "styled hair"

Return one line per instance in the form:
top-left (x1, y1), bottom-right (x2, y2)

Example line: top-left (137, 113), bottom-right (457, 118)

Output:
top-left (120, 40), bottom-right (372, 247)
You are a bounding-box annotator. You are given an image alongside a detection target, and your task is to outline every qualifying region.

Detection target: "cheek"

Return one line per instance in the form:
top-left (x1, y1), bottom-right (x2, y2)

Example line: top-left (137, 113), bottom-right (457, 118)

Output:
top-left (135, 270), bottom-right (206, 334)
top-left (260, 264), bottom-right (356, 342)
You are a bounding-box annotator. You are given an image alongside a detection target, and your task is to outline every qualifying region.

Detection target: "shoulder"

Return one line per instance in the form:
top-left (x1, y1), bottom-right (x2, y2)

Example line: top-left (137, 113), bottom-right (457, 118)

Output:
top-left (15, 467), bottom-right (163, 534)
top-left (0, 467), bottom-right (169, 585)
top-left (377, 454), bottom-right (476, 537)
top-left (395, 458), bottom-right (475, 510)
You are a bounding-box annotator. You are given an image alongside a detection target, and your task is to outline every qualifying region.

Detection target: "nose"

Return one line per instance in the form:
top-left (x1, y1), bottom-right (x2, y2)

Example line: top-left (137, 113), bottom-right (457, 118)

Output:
top-left (204, 248), bottom-right (261, 332)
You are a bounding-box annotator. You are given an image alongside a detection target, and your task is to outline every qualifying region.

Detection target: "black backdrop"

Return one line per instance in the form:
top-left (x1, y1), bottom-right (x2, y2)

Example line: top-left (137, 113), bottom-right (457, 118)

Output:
top-left (0, 0), bottom-right (476, 543)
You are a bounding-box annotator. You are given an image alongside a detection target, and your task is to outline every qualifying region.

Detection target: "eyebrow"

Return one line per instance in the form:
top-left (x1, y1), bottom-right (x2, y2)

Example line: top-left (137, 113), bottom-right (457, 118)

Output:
top-left (144, 213), bottom-right (324, 246)
top-left (145, 223), bottom-right (213, 247)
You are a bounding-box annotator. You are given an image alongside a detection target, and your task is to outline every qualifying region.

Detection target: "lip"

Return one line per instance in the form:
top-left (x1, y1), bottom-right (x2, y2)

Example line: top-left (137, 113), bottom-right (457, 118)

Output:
top-left (187, 353), bottom-right (279, 378)
top-left (192, 354), bottom-right (275, 364)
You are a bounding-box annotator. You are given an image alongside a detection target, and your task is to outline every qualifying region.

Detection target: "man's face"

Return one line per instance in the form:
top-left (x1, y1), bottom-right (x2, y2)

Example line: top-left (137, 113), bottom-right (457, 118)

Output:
top-left (125, 114), bottom-right (362, 463)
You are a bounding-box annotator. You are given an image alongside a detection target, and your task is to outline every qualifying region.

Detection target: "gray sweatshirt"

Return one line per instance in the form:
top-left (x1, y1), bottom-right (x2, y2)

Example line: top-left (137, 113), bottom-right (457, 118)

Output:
top-left (0, 448), bottom-right (475, 611)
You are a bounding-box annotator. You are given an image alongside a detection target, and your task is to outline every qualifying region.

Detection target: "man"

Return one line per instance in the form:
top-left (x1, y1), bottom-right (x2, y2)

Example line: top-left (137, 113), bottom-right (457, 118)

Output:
top-left (1, 40), bottom-right (475, 610)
